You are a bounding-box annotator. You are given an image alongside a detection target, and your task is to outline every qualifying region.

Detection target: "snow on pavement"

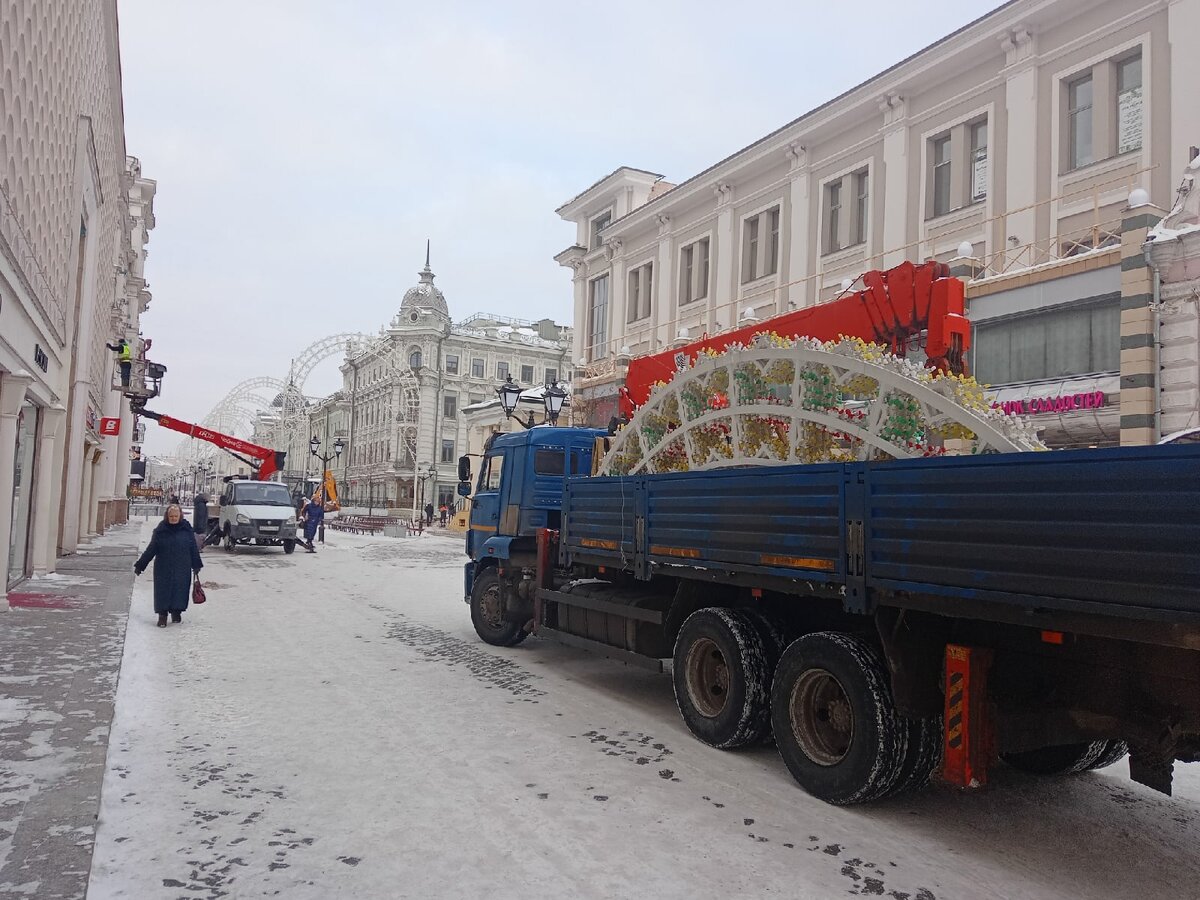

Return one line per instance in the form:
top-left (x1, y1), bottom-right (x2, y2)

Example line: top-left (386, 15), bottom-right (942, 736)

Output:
top-left (87, 526), bottom-right (1200, 899)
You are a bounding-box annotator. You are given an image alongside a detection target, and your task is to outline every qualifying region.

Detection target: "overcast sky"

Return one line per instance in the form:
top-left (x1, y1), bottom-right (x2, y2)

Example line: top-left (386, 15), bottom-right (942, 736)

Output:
top-left (119, 0), bottom-right (1002, 454)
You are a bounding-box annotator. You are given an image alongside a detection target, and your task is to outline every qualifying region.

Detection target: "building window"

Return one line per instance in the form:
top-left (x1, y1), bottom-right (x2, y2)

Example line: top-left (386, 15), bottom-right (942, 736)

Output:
top-left (441, 439), bottom-right (455, 464)
top-left (471, 358), bottom-right (484, 378)
top-left (1117, 54), bottom-right (1143, 155)
top-left (445, 354), bottom-right (459, 375)
top-left (443, 395), bottom-right (457, 418)
top-left (496, 361), bottom-right (509, 380)
top-left (741, 207), bottom-right (780, 283)
top-left (932, 135), bottom-right (952, 217)
top-left (742, 217), bottom-right (759, 282)
top-left (544, 368), bottom-right (558, 385)
top-left (589, 211), bottom-right (611, 250)
top-left (521, 364), bottom-right (534, 383)
top-left (853, 171), bottom-right (869, 246)
top-left (1068, 74), bottom-right (1094, 170)
top-left (627, 262), bottom-right (653, 322)
top-left (409, 349), bottom-right (423, 369)
top-left (679, 237), bottom-right (709, 305)
top-left (970, 121), bottom-right (988, 201)
top-left (825, 181), bottom-right (842, 254)
top-left (972, 300), bottom-right (1119, 384)
top-left (587, 274), bottom-right (609, 361)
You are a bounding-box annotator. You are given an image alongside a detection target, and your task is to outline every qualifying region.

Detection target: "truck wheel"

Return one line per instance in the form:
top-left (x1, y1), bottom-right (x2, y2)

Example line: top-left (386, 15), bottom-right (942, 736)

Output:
top-left (1001, 741), bottom-right (1106, 775)
top-left (1085, 740), bottom-right (1129, 771)
top-left (770, 632), bottom-right (907, 805)
top-left (885, 714), bottom-right (943, 798)
top-left (283, 540), bottom-right (296, 554)
top-left (470, 571), bottom-right (529, 648)
top-left (672, 608), bottom-right (773, 749)
top-left (223, 526), bottom-right (236, 552)
top-left (742, 611), bottom-right (791, 744)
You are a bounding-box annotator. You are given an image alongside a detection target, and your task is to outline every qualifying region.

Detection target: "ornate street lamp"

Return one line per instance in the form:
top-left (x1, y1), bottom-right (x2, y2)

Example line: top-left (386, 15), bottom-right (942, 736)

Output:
top-left (495, 376), bottom-right (570, 429)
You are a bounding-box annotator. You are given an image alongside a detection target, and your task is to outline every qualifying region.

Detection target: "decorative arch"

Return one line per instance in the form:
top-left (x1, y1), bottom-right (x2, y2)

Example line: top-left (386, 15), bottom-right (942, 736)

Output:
top-left (599, 336), bottom-right (1043, 476)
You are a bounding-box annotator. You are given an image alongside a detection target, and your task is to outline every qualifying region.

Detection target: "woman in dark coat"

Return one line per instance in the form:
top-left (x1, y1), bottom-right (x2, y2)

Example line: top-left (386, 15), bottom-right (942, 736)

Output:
top-left (134, 504), bottom-right (203, 627)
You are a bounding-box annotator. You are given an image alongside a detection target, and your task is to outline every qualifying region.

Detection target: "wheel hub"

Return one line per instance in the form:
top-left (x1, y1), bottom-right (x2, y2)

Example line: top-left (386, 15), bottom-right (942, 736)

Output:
top-left (684, 637), bottom-right (730, 718)
top-left (790, 668), bottom-right (854, 766)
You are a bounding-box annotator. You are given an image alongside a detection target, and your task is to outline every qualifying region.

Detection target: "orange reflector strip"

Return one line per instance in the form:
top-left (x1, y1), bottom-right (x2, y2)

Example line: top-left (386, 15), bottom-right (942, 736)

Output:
top-left (1041, 630), bottom-right (1065, 645)
top-left (649, 545), bottom-right (702, 559)
top-left (760, 554), bottom-right (836, 572)
top-left (580, 538), bottom-right (618, 550)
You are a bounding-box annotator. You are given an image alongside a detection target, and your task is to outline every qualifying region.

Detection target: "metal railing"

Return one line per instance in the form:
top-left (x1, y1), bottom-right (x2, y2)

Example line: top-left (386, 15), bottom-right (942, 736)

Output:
top-left (0, 182), bottom-right (67, 342)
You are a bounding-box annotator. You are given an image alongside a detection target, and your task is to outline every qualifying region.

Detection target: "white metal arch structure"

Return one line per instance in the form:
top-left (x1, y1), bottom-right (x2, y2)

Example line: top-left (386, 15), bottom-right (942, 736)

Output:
top-left (175, 377), bottom-right (288, 458)
top-left (286, 333), bottom-right (372, 394)
top-left (598, 337), bottom-right (1043, 476)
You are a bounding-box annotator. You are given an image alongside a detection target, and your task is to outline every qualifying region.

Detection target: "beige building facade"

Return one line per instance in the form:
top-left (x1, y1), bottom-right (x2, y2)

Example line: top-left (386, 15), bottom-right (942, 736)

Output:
top-left (0, 1), bottom-right (152, 602)
top-left (558, 0), bottom-right (1199, 444)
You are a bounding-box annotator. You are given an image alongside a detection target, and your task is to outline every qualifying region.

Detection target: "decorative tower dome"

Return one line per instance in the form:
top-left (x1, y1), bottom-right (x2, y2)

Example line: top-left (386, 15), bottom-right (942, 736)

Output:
top-left (400, 240), bottom-right (449, 321)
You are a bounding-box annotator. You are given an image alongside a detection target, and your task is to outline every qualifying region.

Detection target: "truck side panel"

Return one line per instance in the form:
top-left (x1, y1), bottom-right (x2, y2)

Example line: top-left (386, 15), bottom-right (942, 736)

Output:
top-left (862, 446), bottom-right (1200, 616)
top-left (644, 466), bottom-right (844, 581)
top-left (561, 446), bottom-right (1200, 622)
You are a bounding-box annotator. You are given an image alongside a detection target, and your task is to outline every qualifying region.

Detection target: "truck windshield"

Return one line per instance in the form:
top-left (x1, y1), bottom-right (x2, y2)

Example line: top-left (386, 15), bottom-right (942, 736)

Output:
top-left (233, 483), bottom-right (293, 506)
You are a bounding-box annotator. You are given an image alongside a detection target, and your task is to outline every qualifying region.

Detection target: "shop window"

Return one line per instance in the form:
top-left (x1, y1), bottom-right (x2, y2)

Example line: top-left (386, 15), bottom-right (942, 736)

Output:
top-left (972, 300), bottom-right (1119, 384)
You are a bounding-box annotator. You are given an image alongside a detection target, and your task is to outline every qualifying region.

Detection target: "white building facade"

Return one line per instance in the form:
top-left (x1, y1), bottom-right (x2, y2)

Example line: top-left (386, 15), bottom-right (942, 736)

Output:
top-left (557, 0), bottom-right (1200, 445)
top-left (334, 255), bottom-right (572, 515)
top-left (0, 0), bottom-right (152, 601)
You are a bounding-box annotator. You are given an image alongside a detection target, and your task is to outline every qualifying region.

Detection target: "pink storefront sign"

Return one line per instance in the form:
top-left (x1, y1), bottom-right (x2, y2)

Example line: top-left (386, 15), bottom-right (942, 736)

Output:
top-left (995, 391), bottom-right (1107, 416)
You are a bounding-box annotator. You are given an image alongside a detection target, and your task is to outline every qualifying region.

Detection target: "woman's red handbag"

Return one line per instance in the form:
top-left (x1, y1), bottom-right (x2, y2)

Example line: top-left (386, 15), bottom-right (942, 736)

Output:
top-left (192, 577), bottom-right (207, 605)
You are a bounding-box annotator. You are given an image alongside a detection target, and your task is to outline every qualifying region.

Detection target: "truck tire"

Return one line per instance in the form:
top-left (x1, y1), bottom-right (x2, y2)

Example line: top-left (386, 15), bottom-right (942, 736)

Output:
top-left (1085, 740), bottom-right (1129, 771)
top-left (770, 632), bottom-right (908, 805)
top-left (672, 608), bottom-right (773, 749)
top-left (470, 571), bottom-right (529, 648)
top-left (223, 526), bottom-right (236, 552)
top-left (742, 610), bottom-right (790, 744)
top-left (885, 714), bottom-right (943, 797)
top-left (283, 540), bottom-right (296, 554)
top-left (1001, 741), bottom-right (1106, 775)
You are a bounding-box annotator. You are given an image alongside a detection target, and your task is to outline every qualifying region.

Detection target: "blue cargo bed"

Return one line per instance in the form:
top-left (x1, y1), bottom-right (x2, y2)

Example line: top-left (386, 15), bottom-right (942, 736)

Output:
top-left (559, 445), bottom-right (1200, 623)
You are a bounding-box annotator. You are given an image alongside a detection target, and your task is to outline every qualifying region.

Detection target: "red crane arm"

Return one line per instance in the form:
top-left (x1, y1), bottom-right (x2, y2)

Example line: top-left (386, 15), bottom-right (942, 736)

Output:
top-left (620, 260), bottom-right (970, 417)
top-left (140, 410), bottom-right (286, 481)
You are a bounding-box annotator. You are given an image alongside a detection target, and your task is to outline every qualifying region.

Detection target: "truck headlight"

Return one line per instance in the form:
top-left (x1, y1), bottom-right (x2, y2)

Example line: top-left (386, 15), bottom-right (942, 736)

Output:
top-left (236, 514), bottom-right (250, 524)
top-left (286, 516), bottom-right (297, 526)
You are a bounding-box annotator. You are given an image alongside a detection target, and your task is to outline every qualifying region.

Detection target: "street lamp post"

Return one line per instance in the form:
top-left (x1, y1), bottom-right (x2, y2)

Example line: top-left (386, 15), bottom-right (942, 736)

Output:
top-left (495, 376), bottom-right (570, 429)
top-left (310, 435), bottom-right (344, 544)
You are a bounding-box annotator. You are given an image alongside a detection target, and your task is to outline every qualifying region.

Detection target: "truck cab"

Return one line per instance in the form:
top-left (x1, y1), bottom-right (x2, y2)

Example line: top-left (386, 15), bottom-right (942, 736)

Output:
top-left (462, 427), bottom-right (605, 617)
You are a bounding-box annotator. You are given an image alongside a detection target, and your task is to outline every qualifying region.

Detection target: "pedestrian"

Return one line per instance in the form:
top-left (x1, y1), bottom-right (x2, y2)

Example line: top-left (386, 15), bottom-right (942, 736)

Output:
top-left (424, 502), bottom-right (434, 527)
top-left (192, 492), bottom-right (209, 552)
top-left (105, 337), bottom-right (133, 386)
top-left (439, 504), bottom-right (448, 526)
top-left (303, 494), bottom-right (324, 552)
top-left (133, 503), bottom-right (202, 628)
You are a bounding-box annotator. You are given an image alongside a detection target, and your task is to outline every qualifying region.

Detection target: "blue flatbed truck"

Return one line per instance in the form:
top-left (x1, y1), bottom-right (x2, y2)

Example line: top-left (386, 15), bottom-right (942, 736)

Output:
top-left (461, 427), bottom-right (1200, 805)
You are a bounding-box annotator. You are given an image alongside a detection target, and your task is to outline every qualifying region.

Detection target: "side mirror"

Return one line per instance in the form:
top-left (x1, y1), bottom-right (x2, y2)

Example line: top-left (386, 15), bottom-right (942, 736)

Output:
top-left (457, 481), bottom-right (472, 497)
top-left (457, 455), bottom-right (472, 483)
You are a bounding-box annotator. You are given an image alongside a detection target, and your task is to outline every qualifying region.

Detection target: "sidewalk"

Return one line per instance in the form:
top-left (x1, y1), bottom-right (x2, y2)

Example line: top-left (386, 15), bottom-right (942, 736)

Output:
top-left (0, 523), bottom-right (140, 899)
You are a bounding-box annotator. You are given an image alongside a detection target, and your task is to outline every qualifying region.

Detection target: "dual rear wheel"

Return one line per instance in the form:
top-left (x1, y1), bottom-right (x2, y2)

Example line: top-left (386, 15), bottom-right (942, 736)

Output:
top-left (672, 610), bottom-right (940, 805)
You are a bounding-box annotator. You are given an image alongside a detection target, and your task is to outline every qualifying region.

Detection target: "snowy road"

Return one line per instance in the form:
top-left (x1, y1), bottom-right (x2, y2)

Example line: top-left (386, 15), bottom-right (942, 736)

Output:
top-left (87, 526), bottom-right (1200, 899)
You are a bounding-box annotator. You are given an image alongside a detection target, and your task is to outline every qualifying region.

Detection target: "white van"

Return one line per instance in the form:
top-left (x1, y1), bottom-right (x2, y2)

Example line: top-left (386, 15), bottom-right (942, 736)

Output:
top-left (218, 480), bottom-right (299, 554)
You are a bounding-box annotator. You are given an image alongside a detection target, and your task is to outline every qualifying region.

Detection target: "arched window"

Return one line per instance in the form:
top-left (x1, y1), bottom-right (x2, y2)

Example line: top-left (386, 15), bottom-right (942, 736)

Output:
top-left (409, 349), bottom-right (423, 369)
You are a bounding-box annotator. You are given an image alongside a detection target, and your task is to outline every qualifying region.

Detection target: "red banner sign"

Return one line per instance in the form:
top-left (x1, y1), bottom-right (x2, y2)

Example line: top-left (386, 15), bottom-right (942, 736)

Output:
top-left (99, 417), bottom-right (121, 436)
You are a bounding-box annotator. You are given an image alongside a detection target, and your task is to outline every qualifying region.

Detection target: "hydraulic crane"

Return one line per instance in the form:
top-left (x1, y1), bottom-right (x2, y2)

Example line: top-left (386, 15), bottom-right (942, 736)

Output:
top-left (136, 408), bottom-right (287, 481)
top-left (620, 260), bottom-right (970, 417)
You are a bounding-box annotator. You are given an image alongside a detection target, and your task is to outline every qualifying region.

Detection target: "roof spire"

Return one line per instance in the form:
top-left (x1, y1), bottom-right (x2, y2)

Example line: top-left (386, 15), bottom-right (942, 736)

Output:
top-left (418, 241), bottom-right (435, 285)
